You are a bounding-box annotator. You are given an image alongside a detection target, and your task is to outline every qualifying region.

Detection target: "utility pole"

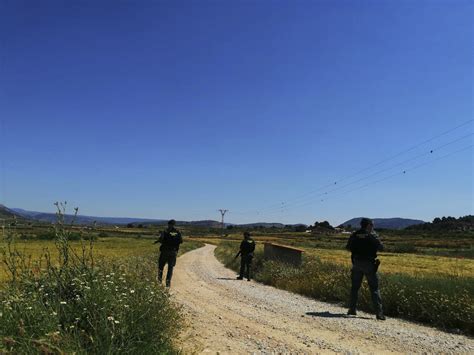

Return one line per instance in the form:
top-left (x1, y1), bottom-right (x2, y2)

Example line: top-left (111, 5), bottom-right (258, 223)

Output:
top-left (218, 209), bottom-right (228, 233)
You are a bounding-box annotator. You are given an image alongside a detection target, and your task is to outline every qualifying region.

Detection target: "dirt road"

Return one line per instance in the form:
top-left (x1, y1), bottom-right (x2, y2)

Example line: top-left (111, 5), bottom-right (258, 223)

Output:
top-left (172, 244), bottom-right (473, 354)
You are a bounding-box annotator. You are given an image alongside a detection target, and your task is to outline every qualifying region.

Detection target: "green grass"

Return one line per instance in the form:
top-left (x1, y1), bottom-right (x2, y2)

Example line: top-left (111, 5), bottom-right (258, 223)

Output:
top-left (215, 241), bottom-right (474, 335)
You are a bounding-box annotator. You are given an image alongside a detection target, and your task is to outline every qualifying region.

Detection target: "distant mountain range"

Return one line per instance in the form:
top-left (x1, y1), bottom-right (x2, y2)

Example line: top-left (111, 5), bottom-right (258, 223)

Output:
top-left (238, 222), bottom-right (288, 228)
top-left (10, 207), bottom-right (168, 225)
top-left (1, 205), bottom-right (426, 230)
top-left (4, 206), bottom-right (295, 228)
top-left (339, 217), bottom-right (425, 230)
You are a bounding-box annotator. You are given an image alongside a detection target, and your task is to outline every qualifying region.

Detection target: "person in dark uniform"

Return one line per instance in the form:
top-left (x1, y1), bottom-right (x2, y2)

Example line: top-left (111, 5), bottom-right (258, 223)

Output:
top-left (235, 231), bottom-right (255, 281)
top-left (346, 217), bottom-right (386, 320)
top-left (154, 219), bottom-right (182, 287)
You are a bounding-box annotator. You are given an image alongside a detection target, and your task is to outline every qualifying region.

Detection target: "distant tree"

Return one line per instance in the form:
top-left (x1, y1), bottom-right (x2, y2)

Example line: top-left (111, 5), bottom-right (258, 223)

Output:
top-left (320, 221), bottom-right (334, 230)
top-left (126, 223), bottom-right (134, 228)
top-left (409, 215), bottom-right (473, 232)
top-left (226, 225), bottom-right (234, 230)
top-left (313, 220), bottom-right (334, 230)
top-left (294, 225), bottom-right (307, 232)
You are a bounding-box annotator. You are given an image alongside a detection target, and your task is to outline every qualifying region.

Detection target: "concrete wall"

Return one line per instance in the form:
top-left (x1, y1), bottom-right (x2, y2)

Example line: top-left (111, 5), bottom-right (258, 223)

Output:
top-left (263, 243), bottom-right (303, 267)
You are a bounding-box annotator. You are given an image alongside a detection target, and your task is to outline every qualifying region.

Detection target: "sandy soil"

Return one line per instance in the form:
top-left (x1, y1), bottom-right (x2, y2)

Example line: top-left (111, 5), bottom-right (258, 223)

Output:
top-left (172, 244), bottom-right (473, 354)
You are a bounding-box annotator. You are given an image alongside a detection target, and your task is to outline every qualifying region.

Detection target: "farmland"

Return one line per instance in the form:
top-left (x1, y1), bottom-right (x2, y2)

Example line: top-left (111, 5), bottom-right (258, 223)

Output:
top-left (2, 221), bottom-right (473, 338)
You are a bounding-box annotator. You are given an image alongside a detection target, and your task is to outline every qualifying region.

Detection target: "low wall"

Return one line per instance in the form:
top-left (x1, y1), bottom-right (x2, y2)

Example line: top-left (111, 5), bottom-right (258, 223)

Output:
top-left (263, 243), bottom-right (303, 267)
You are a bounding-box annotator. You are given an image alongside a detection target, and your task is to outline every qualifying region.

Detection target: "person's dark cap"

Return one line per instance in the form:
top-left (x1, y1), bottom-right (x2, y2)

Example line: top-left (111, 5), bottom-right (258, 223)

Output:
top-left (243, 231), bottom-right (251, 237)
top-left (168, 219), bottom-right (176, 225)
top-left (360, 218), bottom-right (373, 228)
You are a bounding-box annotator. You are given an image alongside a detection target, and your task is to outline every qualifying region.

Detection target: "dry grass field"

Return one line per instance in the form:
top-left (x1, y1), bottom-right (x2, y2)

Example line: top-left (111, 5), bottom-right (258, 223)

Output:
top-left (192, 234), bottom-right (474, 278)
top-left (0, 236), bottom-right (196, 282)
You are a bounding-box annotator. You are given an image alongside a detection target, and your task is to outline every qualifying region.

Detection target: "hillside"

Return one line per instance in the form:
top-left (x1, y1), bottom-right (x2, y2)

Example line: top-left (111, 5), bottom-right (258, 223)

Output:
top-left (340, 217), bottom-right (425, 230)
top-left (0, 204), bottom-right (24, 221)
top-left (12, 208), bottom-right (167, 225)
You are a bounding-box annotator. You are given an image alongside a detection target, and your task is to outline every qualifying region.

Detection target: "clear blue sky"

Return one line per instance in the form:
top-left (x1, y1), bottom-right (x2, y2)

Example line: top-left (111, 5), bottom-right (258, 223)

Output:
top-left (1, 0), bottom-right (472, 225)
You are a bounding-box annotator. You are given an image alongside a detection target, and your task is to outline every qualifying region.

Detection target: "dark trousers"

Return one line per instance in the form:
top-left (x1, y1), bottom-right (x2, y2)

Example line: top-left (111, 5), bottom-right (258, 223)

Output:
top-left (239, 255), bottom-right (253, 280)
top-left (158, 252), bottom-right (177, 286)
top-left (349, 259), bottom-right (383, 314)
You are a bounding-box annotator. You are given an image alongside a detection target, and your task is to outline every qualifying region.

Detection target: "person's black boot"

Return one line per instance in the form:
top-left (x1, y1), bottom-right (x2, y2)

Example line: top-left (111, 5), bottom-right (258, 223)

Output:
top-left (347, 309), bottom-right (357, 316)
top-left (376, 313), bottom-right (386, 320)
top-left (236, 276), bottom-right (243, 280)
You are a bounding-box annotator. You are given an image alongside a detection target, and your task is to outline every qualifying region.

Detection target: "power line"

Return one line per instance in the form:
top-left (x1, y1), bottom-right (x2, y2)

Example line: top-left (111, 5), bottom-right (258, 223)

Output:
top-left (260, 144), bottom-right (473, 216)
top-left (232, 119), bottom-right (473, 216)
top-left (259, 133), bottom-right (472, 215)
top-left (331, 119), bottom-right (473, 185)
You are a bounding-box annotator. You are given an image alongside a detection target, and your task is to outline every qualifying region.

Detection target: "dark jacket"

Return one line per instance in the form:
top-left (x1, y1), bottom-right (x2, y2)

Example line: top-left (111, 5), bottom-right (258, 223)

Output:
top-left (157, 228), bottom-right (183, 254)
top-left (239, 238), bottom-right (256, 256)
top-left (346, 229), bottom-right (383, 261)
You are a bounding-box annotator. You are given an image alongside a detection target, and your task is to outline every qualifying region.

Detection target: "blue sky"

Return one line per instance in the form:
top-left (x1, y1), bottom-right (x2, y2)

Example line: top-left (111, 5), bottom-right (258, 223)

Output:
top-left (1, 0), bottom-right (472, 225)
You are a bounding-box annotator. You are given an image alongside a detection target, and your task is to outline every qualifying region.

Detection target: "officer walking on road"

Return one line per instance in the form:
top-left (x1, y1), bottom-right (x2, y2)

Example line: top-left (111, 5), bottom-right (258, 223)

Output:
top-left (346, 218), bottom-right (386, 320)
top-left (235, 231), bottom-right (255, 281)
top-left (154, 219), bottom-right (183, 287)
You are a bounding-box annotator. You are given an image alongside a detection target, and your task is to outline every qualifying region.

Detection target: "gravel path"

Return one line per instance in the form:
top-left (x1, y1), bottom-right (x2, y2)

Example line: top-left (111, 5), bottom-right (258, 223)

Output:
top-left (172, 244), bottom-right (473, 354)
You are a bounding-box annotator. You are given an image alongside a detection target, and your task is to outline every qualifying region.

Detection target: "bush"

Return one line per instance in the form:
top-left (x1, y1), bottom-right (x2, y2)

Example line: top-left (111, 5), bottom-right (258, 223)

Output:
top-left (37, 232), bottom-right (57, 240)
top-left (387, 243), bottom-right (417, 254)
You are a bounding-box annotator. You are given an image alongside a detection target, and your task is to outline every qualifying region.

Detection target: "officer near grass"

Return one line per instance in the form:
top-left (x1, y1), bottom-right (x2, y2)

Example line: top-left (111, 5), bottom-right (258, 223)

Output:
top-left (154, 219), bottom-right (182, 287)
top-left (235, 231), bottom-right (255, 281)
top-left (346, 217), bottom-right (386, 320)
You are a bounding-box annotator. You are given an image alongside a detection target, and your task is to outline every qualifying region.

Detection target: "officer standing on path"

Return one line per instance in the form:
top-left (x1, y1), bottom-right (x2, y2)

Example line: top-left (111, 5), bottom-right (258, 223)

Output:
top-left (235, 231), bottom-right (255, 281)
top-left (346, 218), bottom-right (386, 320)
top-left (154, 219), bottom-right (183, 287)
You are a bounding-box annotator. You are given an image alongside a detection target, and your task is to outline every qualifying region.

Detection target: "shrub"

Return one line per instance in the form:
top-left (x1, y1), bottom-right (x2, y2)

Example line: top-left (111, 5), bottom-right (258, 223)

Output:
top-left (388, 243), bottom-right (417, 254)
top-left (37, 232), bottom-right (57, 240)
